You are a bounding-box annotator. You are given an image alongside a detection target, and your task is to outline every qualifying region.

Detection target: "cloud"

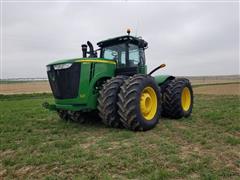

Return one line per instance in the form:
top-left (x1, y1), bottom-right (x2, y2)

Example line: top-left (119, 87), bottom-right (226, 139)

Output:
top-left (2, 1), bottom-right (239, 78)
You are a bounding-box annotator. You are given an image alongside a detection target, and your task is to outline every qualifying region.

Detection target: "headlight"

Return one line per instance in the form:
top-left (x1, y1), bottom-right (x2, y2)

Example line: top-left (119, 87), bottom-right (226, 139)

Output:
top-left (46, 66), bottom-right (51, 72)
top-left (53, 63), bottom-right (72, 70)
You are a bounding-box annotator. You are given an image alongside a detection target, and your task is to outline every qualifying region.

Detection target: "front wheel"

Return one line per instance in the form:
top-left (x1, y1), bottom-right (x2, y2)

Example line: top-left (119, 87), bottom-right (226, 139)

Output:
top-left (97, 75), bottom-right (127, 128)
top-left (162, 78), bottom-right (193, 119)
top-left (57, 110), bottom-right (69, 121)
top-left (57, 110), bottom-right (86, 123)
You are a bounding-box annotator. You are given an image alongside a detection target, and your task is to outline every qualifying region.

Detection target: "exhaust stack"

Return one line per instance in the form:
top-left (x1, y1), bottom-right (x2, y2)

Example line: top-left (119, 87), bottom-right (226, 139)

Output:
top-left (81, 44), bottom-right (87, 58)
top-left (87, 41), bottom-right (96, 58)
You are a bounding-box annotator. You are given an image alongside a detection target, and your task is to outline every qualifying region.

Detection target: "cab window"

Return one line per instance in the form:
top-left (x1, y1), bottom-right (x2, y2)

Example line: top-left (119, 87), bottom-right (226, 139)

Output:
top-left (128, 44), bottom-right (140, 67)
top-left (101, 43), bottom-right (126, 67)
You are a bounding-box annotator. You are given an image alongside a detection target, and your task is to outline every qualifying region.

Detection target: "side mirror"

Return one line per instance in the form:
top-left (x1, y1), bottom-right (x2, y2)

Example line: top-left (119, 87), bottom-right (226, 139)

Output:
top-left (138, 40), bottom-right (148, 48)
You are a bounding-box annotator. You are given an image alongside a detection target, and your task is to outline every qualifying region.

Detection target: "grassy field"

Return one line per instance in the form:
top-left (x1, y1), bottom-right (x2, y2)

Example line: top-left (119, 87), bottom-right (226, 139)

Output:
top-left (0, 93), bottom-right (240, 179)
top-left (0, 80), bottom-right (48, 84)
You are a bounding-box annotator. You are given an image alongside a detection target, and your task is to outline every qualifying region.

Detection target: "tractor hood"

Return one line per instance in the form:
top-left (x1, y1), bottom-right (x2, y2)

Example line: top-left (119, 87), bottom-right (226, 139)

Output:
top-left (47, 58), bottom-right (116, 66)
top-left (47, 58), bottom-right (82, 66)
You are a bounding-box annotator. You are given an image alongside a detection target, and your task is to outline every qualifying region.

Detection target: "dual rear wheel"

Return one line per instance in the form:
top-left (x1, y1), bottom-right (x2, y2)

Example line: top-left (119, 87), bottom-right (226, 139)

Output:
top-left (161, 78), bottom-right (193, 119)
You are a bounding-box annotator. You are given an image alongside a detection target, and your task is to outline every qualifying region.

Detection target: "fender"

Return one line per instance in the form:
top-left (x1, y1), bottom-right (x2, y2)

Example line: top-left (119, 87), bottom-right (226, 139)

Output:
top-left (154, 75), bottom-right (175, 86)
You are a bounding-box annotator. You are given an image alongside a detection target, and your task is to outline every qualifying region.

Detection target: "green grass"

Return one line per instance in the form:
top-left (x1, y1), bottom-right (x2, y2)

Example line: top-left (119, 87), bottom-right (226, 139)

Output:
top-left (0, 94), bottom-right (240, 179)
top-left (0, 80), bottom-right (48, 84)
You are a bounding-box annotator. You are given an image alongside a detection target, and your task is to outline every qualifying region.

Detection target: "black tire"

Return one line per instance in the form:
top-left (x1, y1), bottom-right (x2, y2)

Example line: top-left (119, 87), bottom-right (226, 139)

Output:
top-left (97, 76), bottom-right (127, 128)
top-left (162, 78), bottom-right (193, 119)
top-left (68, 111), bottom-right (86, 123)
top-left (57, 110), bottom-right (86, 123)
top-left (117, 74), bottom-right (161, 131)
top-left (57, 110), bottom-right (69, 121)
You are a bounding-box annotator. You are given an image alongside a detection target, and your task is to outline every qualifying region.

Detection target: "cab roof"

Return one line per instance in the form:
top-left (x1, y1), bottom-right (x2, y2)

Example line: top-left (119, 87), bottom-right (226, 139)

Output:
top-left (97, 35), bottom-right (148, 48)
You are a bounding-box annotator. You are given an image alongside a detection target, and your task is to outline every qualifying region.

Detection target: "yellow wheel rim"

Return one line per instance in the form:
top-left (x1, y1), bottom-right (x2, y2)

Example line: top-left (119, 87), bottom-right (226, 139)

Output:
top-left (181, 87), bottom-right (191, 111)
top-left (140, 87), bottom-right (157, 120)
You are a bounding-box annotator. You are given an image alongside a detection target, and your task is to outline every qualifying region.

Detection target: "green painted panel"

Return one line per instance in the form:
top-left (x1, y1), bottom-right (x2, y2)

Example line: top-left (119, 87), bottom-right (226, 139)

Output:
top-left (47, 58), bottom-right (115, 66)
top-left (154, 75), bottom-right (175, 85)
top-left (138, 65), bottom-right (147, 74)
top-left (53, 60), bottom-right (116, 111)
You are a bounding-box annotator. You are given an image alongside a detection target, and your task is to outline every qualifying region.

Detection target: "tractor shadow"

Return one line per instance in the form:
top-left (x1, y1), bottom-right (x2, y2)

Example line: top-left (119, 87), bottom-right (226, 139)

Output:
top-left (64, 116), bottom-right (184, 131)
top-left (59, 112), bottom-right (190, 131)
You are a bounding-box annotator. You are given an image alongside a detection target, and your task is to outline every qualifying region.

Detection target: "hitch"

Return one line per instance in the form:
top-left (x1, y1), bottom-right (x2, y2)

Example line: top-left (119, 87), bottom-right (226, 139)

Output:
top-left (42, 102), bottom-right (57, 111)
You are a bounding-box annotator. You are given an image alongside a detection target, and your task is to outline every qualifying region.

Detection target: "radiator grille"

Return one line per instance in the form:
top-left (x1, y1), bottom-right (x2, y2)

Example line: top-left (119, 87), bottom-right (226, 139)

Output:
top-left (47, 63), bottom-right (81, 99)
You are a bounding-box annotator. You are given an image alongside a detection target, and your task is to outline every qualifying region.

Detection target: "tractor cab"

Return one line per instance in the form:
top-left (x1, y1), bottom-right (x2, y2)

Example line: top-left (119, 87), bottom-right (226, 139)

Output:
top-left (97, 35), bottom-right (148, 76)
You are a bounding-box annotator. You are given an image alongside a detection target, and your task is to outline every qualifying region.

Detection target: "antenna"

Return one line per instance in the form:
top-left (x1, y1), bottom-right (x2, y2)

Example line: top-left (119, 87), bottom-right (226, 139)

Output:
top-left (135, 20), bottom-right (140, 37)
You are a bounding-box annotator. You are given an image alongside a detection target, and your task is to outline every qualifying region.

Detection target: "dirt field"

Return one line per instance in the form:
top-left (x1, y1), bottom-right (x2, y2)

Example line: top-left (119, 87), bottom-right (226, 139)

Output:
top-left (194, 83), bottom-right (240, 95)
top-left (0, 81), bottom-right (239, 95)
top-left (0, 82), bottom-right (51, 94)
top-left (187, 75), bottom-right (240, 85)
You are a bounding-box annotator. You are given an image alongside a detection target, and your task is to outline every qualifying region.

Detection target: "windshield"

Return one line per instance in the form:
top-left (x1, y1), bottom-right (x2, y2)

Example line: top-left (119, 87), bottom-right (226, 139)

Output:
top-left (101, 43), bottom-right (143, 67)
top-left (101, 43), bottom-right (126, 67)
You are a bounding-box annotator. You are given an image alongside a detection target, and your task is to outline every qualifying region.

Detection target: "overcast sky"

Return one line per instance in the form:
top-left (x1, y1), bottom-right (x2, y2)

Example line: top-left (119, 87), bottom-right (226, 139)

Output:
top-left (1, 1), bottom-right (239, 78)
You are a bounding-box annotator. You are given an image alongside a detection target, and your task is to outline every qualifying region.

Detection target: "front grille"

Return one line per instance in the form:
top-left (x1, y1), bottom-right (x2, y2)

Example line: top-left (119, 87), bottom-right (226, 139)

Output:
top-left (47, 63), bottom-right (81, 99)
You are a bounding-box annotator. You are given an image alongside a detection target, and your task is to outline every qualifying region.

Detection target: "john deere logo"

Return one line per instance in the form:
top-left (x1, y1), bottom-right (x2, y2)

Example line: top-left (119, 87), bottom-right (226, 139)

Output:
top-left (80, 94), bottom-right (86, 98)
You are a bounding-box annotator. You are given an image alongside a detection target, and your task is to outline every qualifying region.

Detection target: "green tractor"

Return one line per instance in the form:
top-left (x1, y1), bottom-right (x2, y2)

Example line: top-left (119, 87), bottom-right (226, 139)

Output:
top-left (44, 30), bottom-right (193, 131)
